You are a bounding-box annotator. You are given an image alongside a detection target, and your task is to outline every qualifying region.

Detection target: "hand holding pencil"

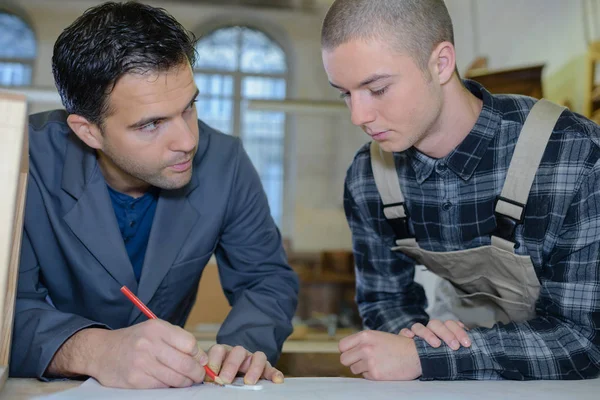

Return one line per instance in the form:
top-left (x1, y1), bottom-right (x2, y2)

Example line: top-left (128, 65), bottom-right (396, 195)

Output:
top-left (120, 286), bottom-right (224, 385)
top-left (120, 285), bottom-right (285, 387)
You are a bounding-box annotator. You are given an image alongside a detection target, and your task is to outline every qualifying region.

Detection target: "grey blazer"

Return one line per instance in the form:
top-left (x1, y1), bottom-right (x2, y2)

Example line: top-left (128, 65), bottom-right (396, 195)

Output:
top-left (10, 110), bottom-right (299, 379)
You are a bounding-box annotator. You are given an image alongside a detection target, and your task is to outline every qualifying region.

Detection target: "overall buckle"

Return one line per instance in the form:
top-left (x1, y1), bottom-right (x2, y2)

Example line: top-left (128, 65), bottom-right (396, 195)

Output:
top-left (493, 196), bottom-right (525, 243)
top-left (383, 202), bottom-right (414, 239)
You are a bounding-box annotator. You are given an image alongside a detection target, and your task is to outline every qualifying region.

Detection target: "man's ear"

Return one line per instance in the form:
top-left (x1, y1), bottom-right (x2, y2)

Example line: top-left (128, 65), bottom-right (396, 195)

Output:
top-left (67, 114), bottom-right (104, 150)
top-left (429, 41), bottom-right (456, 86)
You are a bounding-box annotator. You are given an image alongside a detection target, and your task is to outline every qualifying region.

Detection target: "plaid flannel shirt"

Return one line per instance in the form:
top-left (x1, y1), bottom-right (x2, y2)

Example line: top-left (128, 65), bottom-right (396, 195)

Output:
top-left (344, 80), bottom-right (600, 380)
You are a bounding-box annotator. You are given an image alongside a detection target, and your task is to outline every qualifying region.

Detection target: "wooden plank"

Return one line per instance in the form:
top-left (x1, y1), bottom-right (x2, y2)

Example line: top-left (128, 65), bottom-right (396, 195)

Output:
top-left (0, 93), bottom-right (28, 390)
top-left (0, 366), bottom-right (7, 391)
top-left (0, 124), bottom-right (28, 367)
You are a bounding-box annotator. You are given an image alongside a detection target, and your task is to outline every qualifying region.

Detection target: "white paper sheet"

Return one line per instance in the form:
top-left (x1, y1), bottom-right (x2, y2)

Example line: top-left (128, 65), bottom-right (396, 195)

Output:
top-left (35, 376), bottom-right (600, 400)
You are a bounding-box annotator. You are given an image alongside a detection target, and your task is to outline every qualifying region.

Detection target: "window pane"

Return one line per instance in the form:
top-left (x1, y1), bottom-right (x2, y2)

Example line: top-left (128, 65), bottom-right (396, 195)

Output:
top-left (243, 110), bottom-right (285, 140)
top-left (0, 13), bottom-right (36, 58)
top-left (195, 73), bottom-right (233, 97)
top-left (240, 28), bottom-right (286, 74)
top-left (242, 110), bottom-right (285, 225)
top-left (0, 62), bottom-right (32, 86)
top-left (195, 27), bottom-right (239, 71)
top-left (196, 97), bottom-right (233, 135)
top-left (242, 77), bottom-right (285, 100)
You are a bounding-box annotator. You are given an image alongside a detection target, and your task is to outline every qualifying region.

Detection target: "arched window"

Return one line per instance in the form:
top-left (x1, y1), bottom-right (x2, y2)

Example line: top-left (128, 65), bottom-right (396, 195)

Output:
top-left (194, 26), bottom-right (288, 226)
top-left (0, 11), bottom-right (36, 86)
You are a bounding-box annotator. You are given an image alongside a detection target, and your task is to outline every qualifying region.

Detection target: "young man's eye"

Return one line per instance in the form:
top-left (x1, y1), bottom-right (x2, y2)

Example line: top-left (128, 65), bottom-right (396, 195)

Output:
top-left (339, 91), bottom-right (350, 99)
top-left (371, 87), bottom-right (388, 97)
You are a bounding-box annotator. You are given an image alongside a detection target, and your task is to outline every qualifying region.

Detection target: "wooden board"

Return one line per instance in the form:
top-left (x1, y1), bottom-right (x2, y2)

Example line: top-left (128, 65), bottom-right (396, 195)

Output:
top-left (0, 92), bottom-right (29, 390)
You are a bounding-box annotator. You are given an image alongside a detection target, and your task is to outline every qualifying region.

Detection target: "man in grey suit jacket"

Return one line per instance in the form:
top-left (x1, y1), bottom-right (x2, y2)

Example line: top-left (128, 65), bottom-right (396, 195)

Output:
top-left (10, 1), bottom-right (299, 389)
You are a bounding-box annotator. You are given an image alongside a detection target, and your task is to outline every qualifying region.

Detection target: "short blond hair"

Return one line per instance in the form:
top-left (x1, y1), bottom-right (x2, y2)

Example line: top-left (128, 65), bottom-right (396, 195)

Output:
top-left (321, 0), bottom-right (455, 71)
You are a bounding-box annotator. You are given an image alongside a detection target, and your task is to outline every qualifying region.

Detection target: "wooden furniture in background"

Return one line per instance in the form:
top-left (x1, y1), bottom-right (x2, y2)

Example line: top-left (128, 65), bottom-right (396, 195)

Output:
top-left (293, 249), bottom-right (357, 327)
top-left (0, 93), bottom-right (29, 393)
top-left (584, 41), bottom-right (600, 123)
top-left (185, 248), bottom-right (359, 330)
top-left (466, 63), bottom-right (545, 99)
top-left (184, 263), bottom-right (231, 329)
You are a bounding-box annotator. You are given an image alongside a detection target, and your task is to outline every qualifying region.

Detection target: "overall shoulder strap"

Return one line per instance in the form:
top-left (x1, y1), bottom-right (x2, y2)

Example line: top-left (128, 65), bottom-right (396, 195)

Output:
top-left (492, 99), bottom-right (566, 251)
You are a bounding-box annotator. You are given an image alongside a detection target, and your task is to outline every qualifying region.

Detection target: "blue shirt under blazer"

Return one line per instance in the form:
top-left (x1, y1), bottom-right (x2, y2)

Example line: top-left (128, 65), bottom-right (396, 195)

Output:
top-left (11, 110), bottom-right (299, 379)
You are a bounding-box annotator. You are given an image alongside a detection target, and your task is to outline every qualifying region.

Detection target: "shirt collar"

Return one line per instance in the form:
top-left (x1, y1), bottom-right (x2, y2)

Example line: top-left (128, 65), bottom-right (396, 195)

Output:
top-left (408, 80), bottom-right (503, 184)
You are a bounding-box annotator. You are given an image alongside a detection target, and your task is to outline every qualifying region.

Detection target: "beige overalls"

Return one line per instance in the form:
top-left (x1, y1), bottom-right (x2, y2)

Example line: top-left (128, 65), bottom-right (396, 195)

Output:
top-left (370, 99), bottom-right (566, 328)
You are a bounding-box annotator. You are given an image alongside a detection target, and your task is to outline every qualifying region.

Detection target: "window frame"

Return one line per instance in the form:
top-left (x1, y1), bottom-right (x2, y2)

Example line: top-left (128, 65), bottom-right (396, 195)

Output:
top-left (193, 21), bottom-right (295, 233)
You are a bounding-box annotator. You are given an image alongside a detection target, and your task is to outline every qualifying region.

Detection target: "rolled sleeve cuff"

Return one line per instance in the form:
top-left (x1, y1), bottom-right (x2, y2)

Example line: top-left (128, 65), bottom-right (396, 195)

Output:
top-left (415, 337), bottom-right (455, 380)
top-left (38, 319), bottom-right (110, 381)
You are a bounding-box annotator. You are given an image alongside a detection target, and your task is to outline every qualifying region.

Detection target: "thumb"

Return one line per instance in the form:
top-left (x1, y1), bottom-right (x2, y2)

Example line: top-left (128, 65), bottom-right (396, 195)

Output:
top-left (189, 343), bottom-right (208, 366)
top-left (399, 328), bottom-right (415, 338)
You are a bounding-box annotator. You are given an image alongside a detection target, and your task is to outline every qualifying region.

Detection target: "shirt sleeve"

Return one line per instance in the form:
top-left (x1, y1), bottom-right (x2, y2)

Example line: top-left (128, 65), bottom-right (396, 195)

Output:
top-left (344, 164), bottom-right (429, 333)
top-left (416, 160), bottom-right (600, 380)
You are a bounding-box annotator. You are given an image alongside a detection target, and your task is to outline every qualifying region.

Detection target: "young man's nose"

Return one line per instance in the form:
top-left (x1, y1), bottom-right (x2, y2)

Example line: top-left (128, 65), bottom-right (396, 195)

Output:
top-left (350, 97), bottom-right (376, 126)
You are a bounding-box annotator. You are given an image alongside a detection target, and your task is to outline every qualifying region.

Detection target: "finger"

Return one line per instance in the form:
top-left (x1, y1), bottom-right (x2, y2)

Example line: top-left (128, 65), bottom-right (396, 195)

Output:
top-left (242, 351), bottom-right (267, 385)
top-left (219, 346), bottom-right (248, 384)
top-left (349, 360), bottom-right (368, 376)
top-left (189, 344), bottom-right (209, 367)
top-left (121, 373), bottom-right (169, 389)
top-left (457, 321), bottom-right (470, 330)
top-left (339, 330), bottom-right (369, 353)
top-left (261, 362), bottom-right (284, 384)
top-left (444, 320), bottom-right (471, 347)
top-left (149, 361), bottom-right (195, 388)
top-left (160, 324), bottom-right (207, 365)
top-left (339, 346), bottom-right (364, 367)
top-left (109, 365), bottom-right (170, 390)
top-left (207, 344), bottom-right (229, 377)
top-left (427, 320), bottom-right (459, 350)
top-left (399, 328), bottom-right (415, 338)
top-left (411, 323), bottom-right (441, 348)
top-left (155, 342), bottom-right (205, 383)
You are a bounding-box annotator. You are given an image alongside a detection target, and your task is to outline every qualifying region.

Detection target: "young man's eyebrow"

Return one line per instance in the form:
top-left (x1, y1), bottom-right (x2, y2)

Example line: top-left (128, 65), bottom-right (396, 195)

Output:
top-left (329, 81), bottom-right (346, 91)
top-left (127, 88), bottom-right (200, 129)
top-left (329, 74), bottom-right (395, 92)
top-left (358, 73), bottom-right (395, 87)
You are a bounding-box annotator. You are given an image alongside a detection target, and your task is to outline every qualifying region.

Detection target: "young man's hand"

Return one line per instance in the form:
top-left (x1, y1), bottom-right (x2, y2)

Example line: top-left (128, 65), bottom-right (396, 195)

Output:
top-left (205, 344), bottom-right (284, 385)
top-left (399, 319), bottom-right (471, 350)
top-left (338, 330), bottom-right (422, 381)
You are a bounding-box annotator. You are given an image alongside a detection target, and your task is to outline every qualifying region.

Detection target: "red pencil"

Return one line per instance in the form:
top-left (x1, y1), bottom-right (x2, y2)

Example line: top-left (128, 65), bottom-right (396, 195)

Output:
top-left (120, 285), bottom-right (224, 386)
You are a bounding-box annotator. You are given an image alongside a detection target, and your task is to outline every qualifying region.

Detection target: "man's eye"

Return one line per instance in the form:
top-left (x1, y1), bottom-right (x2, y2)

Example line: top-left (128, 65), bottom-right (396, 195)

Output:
top-left (140, 120), bottom-right (161, 132)
top-left (185, 100), bottom-right (198, 112)
top-left (339, 91), bottom-right (350, 99)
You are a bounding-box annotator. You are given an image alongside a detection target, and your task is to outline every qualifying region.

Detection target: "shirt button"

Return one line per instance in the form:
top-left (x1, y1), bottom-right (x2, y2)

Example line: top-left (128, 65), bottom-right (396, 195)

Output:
top-left (436, 162), bottom-right (447, 173)
top-left (442, 201), bottom-right (452, 211)
top-left (129, 220), bottom-right (136, 227)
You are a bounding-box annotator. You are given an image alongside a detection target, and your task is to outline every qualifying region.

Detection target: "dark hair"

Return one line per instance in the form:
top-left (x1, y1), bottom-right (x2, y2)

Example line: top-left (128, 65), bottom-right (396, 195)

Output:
top-left (321, 0), bottom-right (454, 71)
top-left (52, 1), bottom-right (197, 126)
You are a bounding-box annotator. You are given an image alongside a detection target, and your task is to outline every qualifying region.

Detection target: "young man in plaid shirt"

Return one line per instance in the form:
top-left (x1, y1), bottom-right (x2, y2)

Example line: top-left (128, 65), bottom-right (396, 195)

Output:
top-left (321, 0), bottom-right (600, 380)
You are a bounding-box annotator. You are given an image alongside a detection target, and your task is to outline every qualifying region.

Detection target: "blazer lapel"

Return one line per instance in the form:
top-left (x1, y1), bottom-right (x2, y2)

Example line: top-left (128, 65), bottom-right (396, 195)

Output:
top-left (128, 183), bottom-right (200, 323)
top-left (61, 134), bottom-right (137, 292)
